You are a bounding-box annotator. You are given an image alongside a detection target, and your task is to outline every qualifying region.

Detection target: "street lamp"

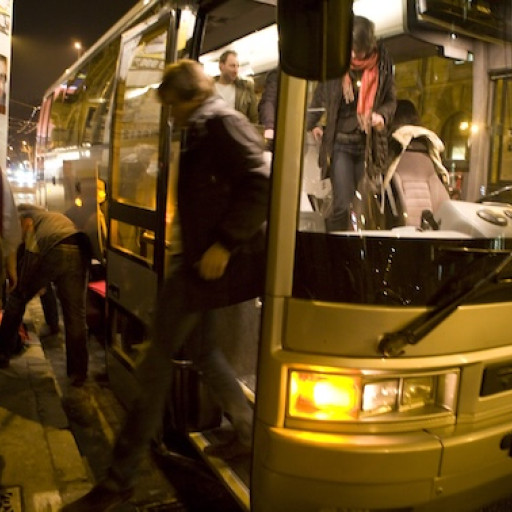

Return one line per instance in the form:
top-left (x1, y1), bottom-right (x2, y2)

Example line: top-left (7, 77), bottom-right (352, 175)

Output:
top-left (20, 140), bottom-right (34, 173)
top-left (74, 41), bottom-right (83, 59)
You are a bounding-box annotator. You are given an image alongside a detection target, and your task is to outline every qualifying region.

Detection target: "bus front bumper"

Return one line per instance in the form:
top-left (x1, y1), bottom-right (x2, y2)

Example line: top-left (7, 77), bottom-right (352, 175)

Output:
top-left (251, 418), bottom-right (512, 512)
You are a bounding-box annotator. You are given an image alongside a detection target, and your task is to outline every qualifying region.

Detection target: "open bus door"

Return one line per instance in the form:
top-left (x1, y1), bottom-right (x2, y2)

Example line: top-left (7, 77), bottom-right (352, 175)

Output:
top-left (105, 10), bottom-right (176, 403)
top-left (104, 0), bottom-right (228, 437)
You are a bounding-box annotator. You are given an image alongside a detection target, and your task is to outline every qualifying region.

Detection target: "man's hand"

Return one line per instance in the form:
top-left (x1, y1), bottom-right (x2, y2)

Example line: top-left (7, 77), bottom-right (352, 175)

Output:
top-left (264, 129), bottom-right (274, 140)
top-left (371, 112), bottom-right (385, 131)
top-left (311, 126), bottom-right (323, 143)
top-left (198, 242), bottom-right (231, 280)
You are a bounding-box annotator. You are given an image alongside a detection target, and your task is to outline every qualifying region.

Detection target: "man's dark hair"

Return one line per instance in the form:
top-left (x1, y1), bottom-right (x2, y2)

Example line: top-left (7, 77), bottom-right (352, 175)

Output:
top-left (391, 99), bottom-right (421, 131)
top-left (158, 59), bottom-right (214, 102)
top-left (219, 50), bottom-right (237, 64)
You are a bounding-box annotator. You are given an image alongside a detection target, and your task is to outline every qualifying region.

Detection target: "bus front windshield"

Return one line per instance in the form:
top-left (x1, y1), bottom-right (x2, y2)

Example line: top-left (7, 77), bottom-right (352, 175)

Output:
top-left (293, 71), bottom-right (512, 310)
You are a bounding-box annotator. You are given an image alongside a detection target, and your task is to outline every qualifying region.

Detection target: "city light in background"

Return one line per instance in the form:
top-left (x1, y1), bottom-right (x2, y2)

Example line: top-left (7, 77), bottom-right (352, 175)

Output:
top-left (74, 41), bottom-right (82, 59)
top-left (8, 1), bottom-right (138, 174)
top-left (7, 38), bottom-right (86, 173)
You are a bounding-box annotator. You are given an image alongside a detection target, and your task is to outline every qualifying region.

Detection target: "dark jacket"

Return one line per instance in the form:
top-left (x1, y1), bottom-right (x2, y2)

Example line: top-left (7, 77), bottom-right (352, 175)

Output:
top-left (17, 205), bottom-right (91, 258)
top-left (306, 43), bottom-right (396, 179)
top-left (178, 96), bottom-right (269, 309)
top-left (15, 205), bottom-right (91, 291)
top-left (258, 68), bottom-right (279, 130)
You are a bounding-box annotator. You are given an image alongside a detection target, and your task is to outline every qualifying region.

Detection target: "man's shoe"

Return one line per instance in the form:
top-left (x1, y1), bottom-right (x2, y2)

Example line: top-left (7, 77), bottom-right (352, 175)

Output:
top-left (60, 483), bottom-right (133, 512)
top-left (69, 374), bottom-right (87, 388)
top-left (204, 438), bottom-right (252, 460)
top-left (0, 353), bottom-right (10, 369)
top-left (62, 390), bottom-right (97, 427)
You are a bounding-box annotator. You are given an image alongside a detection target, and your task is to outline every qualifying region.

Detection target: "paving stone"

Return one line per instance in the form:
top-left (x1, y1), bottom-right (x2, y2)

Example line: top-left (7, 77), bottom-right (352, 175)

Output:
top-left (46, 429), bottom-right (88, 483)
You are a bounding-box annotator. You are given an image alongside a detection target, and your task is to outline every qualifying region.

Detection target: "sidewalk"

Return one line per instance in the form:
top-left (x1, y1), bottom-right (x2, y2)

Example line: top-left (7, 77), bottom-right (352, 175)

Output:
top-left (0, 306), bottom-right (91, 512)
top-left (0, 298), bottom-right (191, 512)
top-left (0, 297), bottom-right (246, 512)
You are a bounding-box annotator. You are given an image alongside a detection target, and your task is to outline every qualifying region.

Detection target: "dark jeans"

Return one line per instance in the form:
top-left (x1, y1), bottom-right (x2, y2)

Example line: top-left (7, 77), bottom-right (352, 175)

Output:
top-left (16, 244), bottom-right (59, 330)
top-left (0, 243), bottom-right (88, 379)
top-left (327, 142), bottom-right (365, 231)
top-left (40, 283), bottom-right (59, 329)
top-left (105, 265), bottom-right (253, 490)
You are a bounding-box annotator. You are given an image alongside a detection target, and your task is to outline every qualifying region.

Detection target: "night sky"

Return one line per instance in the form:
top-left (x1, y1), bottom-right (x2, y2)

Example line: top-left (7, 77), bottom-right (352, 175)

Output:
top-left (10, 0), bottom-right (138, 132)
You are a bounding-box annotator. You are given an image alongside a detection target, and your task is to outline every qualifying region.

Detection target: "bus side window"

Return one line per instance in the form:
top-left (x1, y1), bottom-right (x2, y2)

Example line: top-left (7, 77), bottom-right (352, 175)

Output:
top-left (82, 43), bottom-right (119, 146)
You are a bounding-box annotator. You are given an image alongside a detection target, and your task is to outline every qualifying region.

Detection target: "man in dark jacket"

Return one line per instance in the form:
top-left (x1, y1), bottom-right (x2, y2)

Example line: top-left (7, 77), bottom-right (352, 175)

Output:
top-left (62, 59), bottom-right (269, 512)
top-left (307, 16), bottom-right (396, 231)
top-left (0, 205), bottom-right (90, 386)
top-left (258, 67), bottom-right (279, 150)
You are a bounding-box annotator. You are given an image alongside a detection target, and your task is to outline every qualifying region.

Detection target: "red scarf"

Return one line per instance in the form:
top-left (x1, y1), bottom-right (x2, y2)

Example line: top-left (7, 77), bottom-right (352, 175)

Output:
top-left (342, 51), bottom-right (379, 133)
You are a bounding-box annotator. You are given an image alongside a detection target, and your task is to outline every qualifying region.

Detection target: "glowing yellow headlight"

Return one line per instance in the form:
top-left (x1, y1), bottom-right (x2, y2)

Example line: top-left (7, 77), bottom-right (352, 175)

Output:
top-left (288, 371), bottom-right (361, 421)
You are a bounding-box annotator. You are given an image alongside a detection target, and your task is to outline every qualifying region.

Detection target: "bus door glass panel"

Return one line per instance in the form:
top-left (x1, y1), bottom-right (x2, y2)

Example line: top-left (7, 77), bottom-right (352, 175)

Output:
top-left (164, 138), bottom-right (181, 278)
top-left (78, 43), bottom-right (122, 263)
top-left (82, 42), bottom-right (120, 146)
top-left (163, 8), bottom-right (197, 278)
top-left (490, 76), bottom-right (512, 184)
top-left (176, 7), bottom-right (196, 59)
top-left (298, 80), bottom-right (327, 233)
top-left (110, 26), bottom-right (167, 261)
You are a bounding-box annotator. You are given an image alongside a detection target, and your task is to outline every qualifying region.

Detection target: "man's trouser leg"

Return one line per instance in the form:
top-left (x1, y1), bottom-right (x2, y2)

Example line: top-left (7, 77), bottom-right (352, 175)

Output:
top-left (40, 283), bottom-right (59, 331)
top-left (52, 244), bottom-right (89, 381)
top-left (191, 310), bottom-right (253, 445)
top-left (106, 271), bottom-right (204, 490)
top-left (0, 292), bottom-right (27, 357)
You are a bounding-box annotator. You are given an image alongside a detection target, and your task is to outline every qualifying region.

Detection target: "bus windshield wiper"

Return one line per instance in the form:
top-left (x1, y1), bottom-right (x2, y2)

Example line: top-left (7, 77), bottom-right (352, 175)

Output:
top-left (378, 248), bottom-right (512, 357)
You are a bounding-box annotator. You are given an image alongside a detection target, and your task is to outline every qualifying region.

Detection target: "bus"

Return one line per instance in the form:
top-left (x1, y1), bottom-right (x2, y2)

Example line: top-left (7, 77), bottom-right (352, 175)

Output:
top-left (34, 0), bottom-right (512, 510)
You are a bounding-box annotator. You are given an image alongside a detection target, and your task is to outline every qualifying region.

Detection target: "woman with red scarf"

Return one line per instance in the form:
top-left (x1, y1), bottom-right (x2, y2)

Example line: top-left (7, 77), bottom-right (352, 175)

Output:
top-left (307, 15), bottom-right (396, 231)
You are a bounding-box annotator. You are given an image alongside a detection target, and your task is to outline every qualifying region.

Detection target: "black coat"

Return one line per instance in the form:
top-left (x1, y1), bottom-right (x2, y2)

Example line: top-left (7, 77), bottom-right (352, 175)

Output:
top-left (306, 43), bottom-right (396, 179)
top-left (258, 68), bottom-right (279, 130)
top-left (177, 96), bottom-right (269, 309)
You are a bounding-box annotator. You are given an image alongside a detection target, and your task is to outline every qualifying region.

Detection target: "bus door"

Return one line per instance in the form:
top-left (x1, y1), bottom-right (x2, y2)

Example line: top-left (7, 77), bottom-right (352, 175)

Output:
top-left (105, 10), bottom-right (177, 403)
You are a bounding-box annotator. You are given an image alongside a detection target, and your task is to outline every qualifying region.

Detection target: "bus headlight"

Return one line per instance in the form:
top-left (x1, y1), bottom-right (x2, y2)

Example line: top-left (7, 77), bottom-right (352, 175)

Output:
top-left (289, 371), bottom-right (361, 421)
top-left (287, 370), bottom-right (458, 422)
top-left (362, 379), bottom-right (400, 415)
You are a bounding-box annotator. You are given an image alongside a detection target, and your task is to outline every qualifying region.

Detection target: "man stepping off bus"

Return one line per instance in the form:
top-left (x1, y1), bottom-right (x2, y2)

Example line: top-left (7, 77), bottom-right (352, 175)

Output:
top-left (62, 59), bottom-right (269, 512)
